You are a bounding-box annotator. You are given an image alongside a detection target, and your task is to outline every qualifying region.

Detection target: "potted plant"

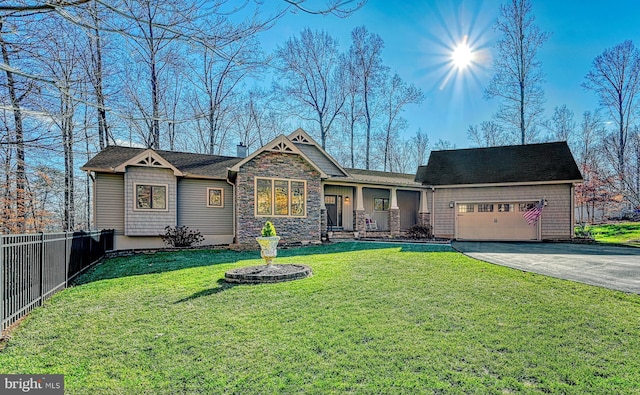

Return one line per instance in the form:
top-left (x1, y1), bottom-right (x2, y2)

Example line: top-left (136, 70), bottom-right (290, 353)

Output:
top-left (256, 221), bottom-right (280, 266)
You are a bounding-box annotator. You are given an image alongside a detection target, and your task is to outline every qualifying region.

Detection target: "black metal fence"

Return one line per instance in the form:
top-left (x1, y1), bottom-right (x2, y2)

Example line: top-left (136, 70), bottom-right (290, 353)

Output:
top-left (1, 230), bottom-right (114, 331)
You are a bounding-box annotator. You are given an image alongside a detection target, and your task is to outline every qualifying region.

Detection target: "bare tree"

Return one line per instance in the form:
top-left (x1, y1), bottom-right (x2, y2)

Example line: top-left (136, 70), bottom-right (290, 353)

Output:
top-left (410, 129), bottom-right (430, 166)
top-left (433, 139), bottom-right (456, 151)
top-left (348, 26), bottom-right (386, 169)
top-left (467, 121), bottom-right (510, 147)
top-left (583, 40), bottom-right (640, 184)
top-left (379, 72), bottom-right (424, 171)
top-left (544, 104), bottom-right (576, 144)
top-left (276, 28), bottom-right (346, 149)
top-left (0, 19), bottom-right (27, 232)
top-left (485, 0), bottom-right (549, 144)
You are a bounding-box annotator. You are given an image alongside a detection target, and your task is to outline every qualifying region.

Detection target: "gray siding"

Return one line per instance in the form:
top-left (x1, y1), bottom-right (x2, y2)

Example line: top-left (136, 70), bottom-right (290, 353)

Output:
top-left (95, 173), bottom-right (124, 235)
top-left (431, 184), bottom-right (573, 240)
top-left (124, 167), bottom-right (177, 236)
top-left (177, 178), bottom-right (233, 235)
top-left (296, 144), bottom-right (345, 176)
top-left (397, 190), bottom-right (419, 230)
top-left (363, 188), bottom-right (390, 230)
top-left (324, 185), bottom-right (355, 231)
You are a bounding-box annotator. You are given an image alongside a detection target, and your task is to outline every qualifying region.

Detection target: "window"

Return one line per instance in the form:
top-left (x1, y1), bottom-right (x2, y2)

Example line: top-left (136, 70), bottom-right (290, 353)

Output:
top-left (498, 203), bottom-right (514, 212)
top-left (135, 184), bottom-right (167, 210)
top-left (519, 203), bottom-right (535, 212)
top-left (255, 178), bottom-right (306, 217)
top-left (207, 188), bottom-right (224, 208)
top-left (374, 197), bottom-right (390, 211)
top-left (478, 203), bottom-right (494, 213)
top-left (458, 204), bottom-right (474, 213)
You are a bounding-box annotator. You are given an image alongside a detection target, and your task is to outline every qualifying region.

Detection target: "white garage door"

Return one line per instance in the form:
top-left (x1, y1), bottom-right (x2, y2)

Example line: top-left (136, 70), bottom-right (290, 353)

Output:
top-left (456, 202), bottom-right (539, 241)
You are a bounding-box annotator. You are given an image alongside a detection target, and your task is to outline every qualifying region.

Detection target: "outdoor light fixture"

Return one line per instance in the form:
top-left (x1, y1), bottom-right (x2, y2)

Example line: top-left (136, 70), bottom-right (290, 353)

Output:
top-left (344, 196), bottom-right (350, 204)
top-left (449, 201), bottom-right (454, 208)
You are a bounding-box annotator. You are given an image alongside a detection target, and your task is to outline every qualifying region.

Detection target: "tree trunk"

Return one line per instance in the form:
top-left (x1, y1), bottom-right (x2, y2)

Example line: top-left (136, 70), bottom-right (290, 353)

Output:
top-left (0, 24), bottom-right (26, 232)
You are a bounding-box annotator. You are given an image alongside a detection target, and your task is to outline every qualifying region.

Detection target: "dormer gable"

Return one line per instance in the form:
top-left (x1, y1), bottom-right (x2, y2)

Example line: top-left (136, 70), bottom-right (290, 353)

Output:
top-left (114, 149), bottom-right (184, 176)
top-left (289, 128), bottom-right (314, 144)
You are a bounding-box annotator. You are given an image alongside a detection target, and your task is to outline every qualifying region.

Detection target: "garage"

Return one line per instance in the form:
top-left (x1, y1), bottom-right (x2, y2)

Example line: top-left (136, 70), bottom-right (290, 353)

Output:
top-left (455, 202), bottom-right (539, 241)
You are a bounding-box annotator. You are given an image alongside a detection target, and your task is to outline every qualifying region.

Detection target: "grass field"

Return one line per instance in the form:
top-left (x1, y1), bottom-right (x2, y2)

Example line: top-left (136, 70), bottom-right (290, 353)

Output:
top-left (1, 242), bottom-right (640, 394)
top-left (583, 222), bottom-right (640, 246)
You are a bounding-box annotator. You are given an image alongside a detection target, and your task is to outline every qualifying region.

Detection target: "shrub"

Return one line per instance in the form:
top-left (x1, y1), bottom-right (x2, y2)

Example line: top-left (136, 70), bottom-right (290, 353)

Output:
top-left (261, 221), bottom-right (277, 237)
top-left (574, 223), bottom-right (593, 239)
top-left (161, 226), bottom-right (205, 247)
top-left (405, 224), bottom-right (432, 239)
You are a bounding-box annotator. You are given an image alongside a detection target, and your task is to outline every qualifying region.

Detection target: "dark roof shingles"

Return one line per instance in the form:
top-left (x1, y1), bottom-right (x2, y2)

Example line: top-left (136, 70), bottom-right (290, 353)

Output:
top-left (81, 146), bottom-right (241, 179)
top-left (415, 142), bottom-right (583, 185)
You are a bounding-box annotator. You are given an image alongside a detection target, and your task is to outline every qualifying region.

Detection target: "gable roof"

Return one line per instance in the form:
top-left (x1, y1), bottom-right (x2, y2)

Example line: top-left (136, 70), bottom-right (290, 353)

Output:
top-left (415, 141), bottom-right (583, 186)
top-left (229, 134), bottom-right (329, 177)
top-left (288, 129), bottom-right (349, 177)
top-left (81, 145), bottom-right (242, 179)
top-left (347, 168), bottom-right (423, 187)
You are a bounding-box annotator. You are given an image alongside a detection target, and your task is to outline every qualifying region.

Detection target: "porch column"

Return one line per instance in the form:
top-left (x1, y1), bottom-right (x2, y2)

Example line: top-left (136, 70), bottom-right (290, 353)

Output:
top-left (320, 184), bottom-right (327, 238)
top-left (418, 189), bottom-right (430, 227)
top-left (355, 185), bottom-right (365, 235)
top-left (389, 187), bottom-right (400, 237)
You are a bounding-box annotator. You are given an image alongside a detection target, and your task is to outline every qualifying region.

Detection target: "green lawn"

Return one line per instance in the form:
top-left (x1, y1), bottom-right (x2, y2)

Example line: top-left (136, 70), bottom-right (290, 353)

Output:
top-left (2, 242), bottom-right (640, 394)
top-left (583, 222), bottom-right (640, 246)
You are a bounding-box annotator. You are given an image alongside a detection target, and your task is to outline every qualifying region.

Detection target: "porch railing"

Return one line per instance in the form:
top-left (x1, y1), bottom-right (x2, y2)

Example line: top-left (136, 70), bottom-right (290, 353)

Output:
top-left (1, 230), bottom-right (114, 332)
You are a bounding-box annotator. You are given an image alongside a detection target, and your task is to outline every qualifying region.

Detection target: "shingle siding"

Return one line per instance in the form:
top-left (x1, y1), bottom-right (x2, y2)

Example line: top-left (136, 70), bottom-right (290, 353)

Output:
top-left (177, 178), bottom-right (233, 235)
top-left (431, 184), bottom-right (573, 239)
top-left (94, 173), bottom-right (124, 235)
top-left (124, 167), bottom-right (177, 236)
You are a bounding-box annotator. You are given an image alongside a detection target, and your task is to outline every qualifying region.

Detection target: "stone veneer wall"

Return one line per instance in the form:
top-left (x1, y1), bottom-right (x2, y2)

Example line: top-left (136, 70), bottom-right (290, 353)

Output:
top-left (235, 151), bottom-right (322, 245)
top-left (389, 208), bottom-right (400, 236)
top-left (418, 212), bottom-right (430, 227)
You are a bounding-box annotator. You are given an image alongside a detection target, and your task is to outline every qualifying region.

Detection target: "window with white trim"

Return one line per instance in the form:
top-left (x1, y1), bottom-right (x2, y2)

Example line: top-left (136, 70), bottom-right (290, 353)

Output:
top-left (207, 188), bottom-right (224, 208)
top-left (135, 184), bottom-right (167, 210)
top-left (255, 178), bottom-right (306, 217)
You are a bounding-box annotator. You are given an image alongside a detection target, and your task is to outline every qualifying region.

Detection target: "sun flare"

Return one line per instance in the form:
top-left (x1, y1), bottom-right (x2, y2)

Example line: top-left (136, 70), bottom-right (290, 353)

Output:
top-left (451, 39), bottom-right (474, 70)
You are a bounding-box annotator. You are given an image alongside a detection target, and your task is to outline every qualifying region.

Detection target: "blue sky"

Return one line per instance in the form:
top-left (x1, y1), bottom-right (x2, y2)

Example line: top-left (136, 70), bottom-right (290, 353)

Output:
top-left (259, 0), bottom-right (640, 148)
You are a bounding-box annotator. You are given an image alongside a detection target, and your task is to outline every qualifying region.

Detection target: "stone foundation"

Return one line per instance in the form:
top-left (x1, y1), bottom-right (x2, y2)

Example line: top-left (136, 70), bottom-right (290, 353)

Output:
top-left (418, 212), bottom-right (430, 227)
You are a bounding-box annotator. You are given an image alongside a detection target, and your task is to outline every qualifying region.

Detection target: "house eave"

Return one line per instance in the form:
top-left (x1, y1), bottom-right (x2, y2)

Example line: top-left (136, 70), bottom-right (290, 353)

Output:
top-left (426, 179), bottom-right (584, 189)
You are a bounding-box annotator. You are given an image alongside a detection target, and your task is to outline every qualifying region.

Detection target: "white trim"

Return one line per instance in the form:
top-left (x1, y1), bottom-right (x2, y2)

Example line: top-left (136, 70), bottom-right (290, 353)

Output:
top-left (230, 134), bottom-right (328, 178)
top-left (133, 183), bottom-right (169, 212)
top-left (206, 187), bottom-right (224, 208)
top-left (254, 177), bottom-right (308, 218)
top-left (288, 128), bottom-right (350, 177)
top-left (115, 149), bottom-right (184, 176)
top-left (429, 179), bottom-right (583, 189)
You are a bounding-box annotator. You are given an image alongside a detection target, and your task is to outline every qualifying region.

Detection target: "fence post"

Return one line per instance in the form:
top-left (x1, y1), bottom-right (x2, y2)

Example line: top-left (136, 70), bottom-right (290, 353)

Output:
top-left (0, 235), bottom-right (4, 331)
top-left (39, 232), bottom-right (45, 307)
top-left (64, 231), bottom-right (70, 287)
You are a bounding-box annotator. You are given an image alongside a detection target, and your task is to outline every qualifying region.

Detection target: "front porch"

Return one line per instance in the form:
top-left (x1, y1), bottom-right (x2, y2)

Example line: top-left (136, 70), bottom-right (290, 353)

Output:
top-left (322, 183), bottom-right (431, 238)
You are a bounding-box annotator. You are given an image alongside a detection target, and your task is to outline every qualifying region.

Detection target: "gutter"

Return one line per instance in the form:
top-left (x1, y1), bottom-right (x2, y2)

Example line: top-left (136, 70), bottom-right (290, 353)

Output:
top-left (226, 173), bottom-right (237, 244)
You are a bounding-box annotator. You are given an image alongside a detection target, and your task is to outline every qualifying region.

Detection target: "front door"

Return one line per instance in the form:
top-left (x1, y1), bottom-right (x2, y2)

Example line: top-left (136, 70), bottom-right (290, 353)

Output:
top-left (325, 195), bottom-right (342, 228)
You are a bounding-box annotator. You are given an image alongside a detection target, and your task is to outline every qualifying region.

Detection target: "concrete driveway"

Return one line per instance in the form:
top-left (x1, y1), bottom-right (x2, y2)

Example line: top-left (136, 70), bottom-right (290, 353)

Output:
top-left (452, 241), bottom-right (640, 294)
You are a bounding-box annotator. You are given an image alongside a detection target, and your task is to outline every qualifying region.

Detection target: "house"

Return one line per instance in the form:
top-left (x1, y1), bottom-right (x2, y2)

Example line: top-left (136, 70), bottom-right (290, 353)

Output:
top-left (81, 129), bottom-right (427, 249)
top-left (81, 130), bottom-right (582, 249)
top-left (414, 141), bottom-right (583, 241)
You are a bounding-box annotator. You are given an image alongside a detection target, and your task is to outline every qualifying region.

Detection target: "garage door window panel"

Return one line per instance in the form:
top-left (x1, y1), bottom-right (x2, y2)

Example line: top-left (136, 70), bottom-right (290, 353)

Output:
top-left (458, 204), bottom-right (474, 213)
top-left (478, 204), bottom-right (494, 213)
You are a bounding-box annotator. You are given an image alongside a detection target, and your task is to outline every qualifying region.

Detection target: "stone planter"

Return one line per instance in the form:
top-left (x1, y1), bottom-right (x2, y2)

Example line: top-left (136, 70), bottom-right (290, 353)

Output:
top-left (256, 236), bottom-right (280, 266)
top-left (353, 231), bottom-right (359, 239)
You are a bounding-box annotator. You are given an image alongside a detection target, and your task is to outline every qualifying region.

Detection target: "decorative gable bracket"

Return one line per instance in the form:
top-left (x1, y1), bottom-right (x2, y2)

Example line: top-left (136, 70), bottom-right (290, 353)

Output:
top-left (114, 149), bottom-right (184, 176)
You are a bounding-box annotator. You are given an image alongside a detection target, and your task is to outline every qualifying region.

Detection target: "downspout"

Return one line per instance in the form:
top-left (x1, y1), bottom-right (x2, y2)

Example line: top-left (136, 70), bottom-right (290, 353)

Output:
top-left (226, 175), bottom-right (236, 244)
top-left (431, 187), bottom-right (435, 236)
top-left (570, 184), bottom-right (575, 240)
